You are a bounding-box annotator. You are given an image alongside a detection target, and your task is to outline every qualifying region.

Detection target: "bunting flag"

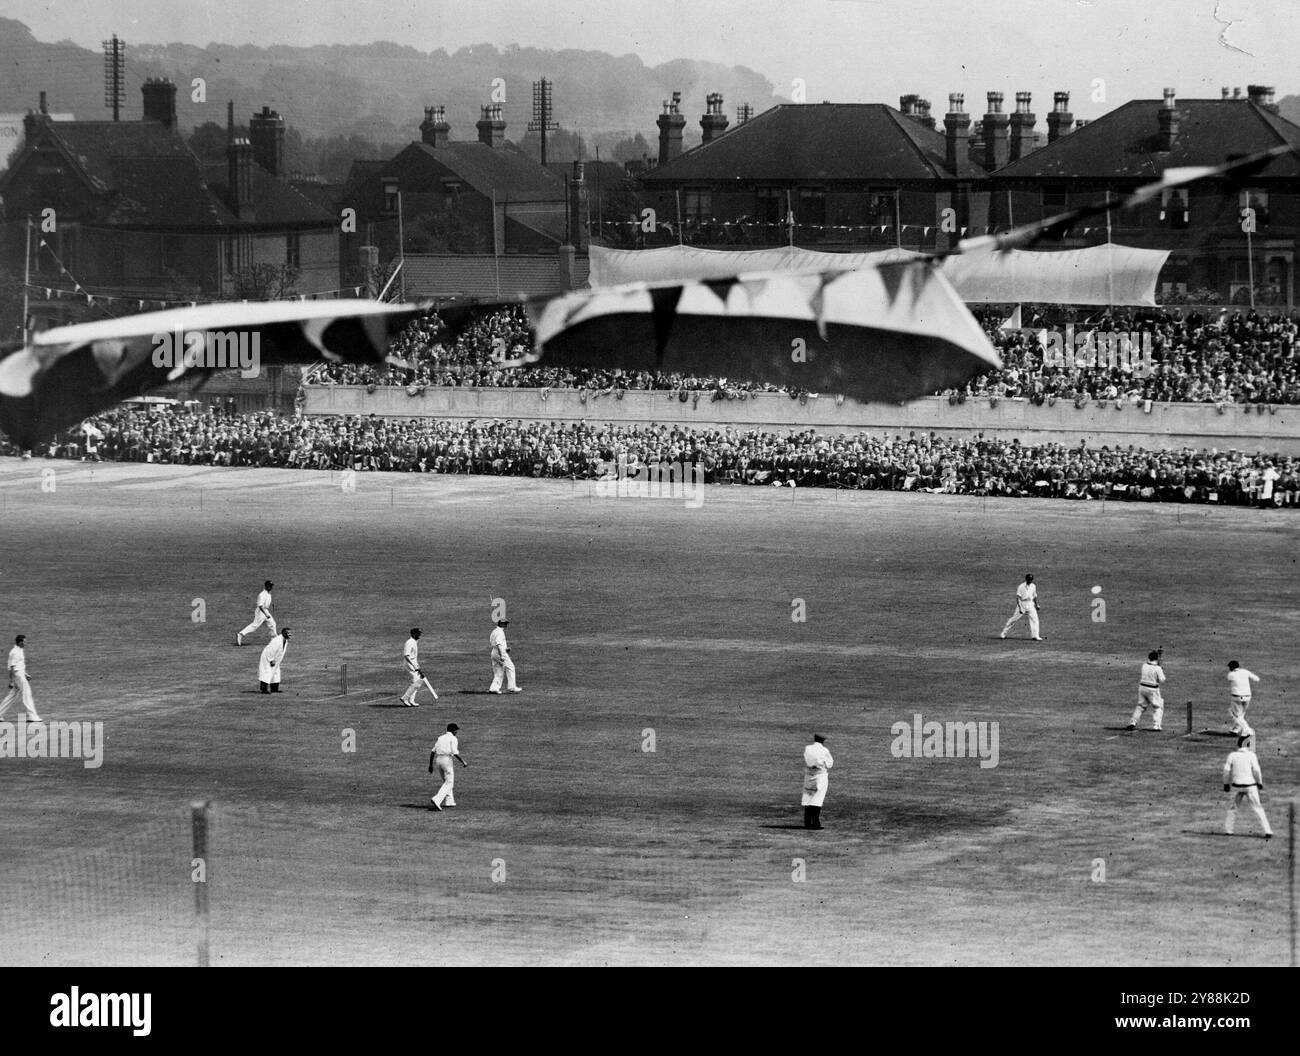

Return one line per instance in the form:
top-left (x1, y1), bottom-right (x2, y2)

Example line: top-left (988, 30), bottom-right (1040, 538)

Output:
top-left (0, 300), bottom-right (427, 448)
top-left (999, 305), bottom-right (1023, 331)
top-left (529, 262), bottom-right (998, 405)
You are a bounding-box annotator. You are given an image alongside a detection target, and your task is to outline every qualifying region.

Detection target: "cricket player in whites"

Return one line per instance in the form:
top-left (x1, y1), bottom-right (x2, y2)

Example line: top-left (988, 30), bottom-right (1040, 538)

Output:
top-left (400, 627), bottom-right (430, 707)
top-left (237, 581), bottom-right (276, 646)
top-left (1126, 650), bottom-right (1166, 731)
top-left (1000, 574), bottom-right (1042, 640)
top-left (0, 634), bottom-right (41, 722)
top-left (429, 723), bottom-right (468, 811)
top-left (1226, 660), bottom-right (1260, 737)
top-left (1223, 734), bottom-right (1273, 839)
top-left (488, 620), bottom-right (521, 694)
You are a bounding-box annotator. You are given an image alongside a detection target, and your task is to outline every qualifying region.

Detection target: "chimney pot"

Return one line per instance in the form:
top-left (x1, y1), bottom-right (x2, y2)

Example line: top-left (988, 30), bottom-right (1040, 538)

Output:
top-left (1162, 88), bottom-right (1176, 108)
top-left (1047, 91), bottom-right (1073, 143)
top-left (476, 103), bottom-right (506, 148)
top-left (657, 89), bottom-right (686, 163)
top-left (986, 91), bottom-right (1004, 114)
top-left (948, 92), bottom-right (965, 113)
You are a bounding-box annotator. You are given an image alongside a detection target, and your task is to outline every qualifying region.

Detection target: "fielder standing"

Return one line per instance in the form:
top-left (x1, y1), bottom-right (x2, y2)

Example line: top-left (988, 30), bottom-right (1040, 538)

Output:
top-left (1225, 660), bottom-right (1260, 737)
top-left (488, 619), bottom-right (521, 693)
top-left (0, 634), bottom-right (41, 722)
top-left (801, 734), bottom-right (834, 830)
top-left (1000, 573), bottom-right (1042, 641)
top-left (237, 581), bottom-right (277, 646)
top-left (258, 627), bottom-right (291, 694)
top-left (1126, 650), bottom-right (1166, 731)
top-left (429, 722), bottom-right (468, 811)
top-left (400, 627), bottom-right (428, 707)
top-left (1222, 734), bottom-right (1273, 839)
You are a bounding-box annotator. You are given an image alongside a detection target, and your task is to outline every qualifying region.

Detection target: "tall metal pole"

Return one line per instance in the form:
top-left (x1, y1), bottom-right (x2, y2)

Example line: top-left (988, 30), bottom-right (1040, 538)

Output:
top-left (1246, 225), bottom-right (1256, 310)
top-left (21, 216), bottom-right (31, 345)
top-left (895, 189), bottom-right (902, 249)
top-left (397, 191), bottom-right (405, 302)
top-left (675, 189), bottom-right (683, 246)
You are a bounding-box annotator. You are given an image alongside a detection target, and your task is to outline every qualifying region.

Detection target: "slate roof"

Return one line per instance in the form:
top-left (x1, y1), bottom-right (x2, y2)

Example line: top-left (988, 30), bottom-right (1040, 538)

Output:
top-left (993, 99), bottom-right (1300, 181)
top-left (640, 103), bottom-right (976, 183)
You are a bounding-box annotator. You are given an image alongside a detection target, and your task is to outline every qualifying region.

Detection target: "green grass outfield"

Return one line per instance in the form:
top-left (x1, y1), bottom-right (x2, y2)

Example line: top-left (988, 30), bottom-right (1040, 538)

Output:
top-left (0, 459), bottom-right (1295, 966)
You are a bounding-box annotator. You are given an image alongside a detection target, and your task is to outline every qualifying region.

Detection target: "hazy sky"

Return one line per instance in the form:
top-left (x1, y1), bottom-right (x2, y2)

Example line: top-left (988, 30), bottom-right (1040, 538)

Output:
top-left (7, 0), bottom-right (1299, 117)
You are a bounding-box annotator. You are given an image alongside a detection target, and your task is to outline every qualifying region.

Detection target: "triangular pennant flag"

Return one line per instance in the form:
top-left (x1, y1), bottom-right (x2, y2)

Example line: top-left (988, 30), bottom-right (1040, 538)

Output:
top-left (648, 285), bottom-right (684, 365)
top-left (960, 227), bottom-right (967, 235)
top-left (138, 300), bottom-right (145, 309)
top-left (923, 227), bottom-right (930, 236)
top-left (999, 305), bottom-right (1022, 331)
top-left (702, 277), bottom-right (740, 305)
top-left (877, 264), bottom-right (909, 307)
top-left (809, 273), bottom-right (835, 341)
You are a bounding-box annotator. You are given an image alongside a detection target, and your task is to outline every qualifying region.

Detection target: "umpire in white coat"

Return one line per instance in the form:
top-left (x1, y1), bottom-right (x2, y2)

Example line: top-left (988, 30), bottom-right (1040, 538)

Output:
top-left (258, 627), bottom-right (291, 694)
top-left (801, 734), bottom-right (834, 830)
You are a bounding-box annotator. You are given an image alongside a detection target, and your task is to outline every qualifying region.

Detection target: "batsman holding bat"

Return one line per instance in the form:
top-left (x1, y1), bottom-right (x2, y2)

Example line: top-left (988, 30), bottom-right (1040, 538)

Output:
top-left (1125, 648), bottom-right (1166, 731)
top-left (400, 627), bottom-right (437, 707)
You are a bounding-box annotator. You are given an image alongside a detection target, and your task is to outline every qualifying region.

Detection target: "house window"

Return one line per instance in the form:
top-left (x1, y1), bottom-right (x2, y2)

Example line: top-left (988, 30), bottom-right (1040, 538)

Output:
top-left (286, 231), bottom-right (301, 268)
top-left (796, 187), bottom-right (826, 227)
top-left (1240, 189), bottom-right (1269, 227)
top-left (1161, 188), bottom-right (1190, 229)
top-left (867, 189), bottom-right (896, 227)
top-left (684, 189), bottom-right (712, 221)
top-left (382, 179), bottom-right (399, 216)
top-left (162, 235), bottom-right (184, 273)
top-left (1041, 187), bottom-right (1067, 219)
top-left (755, 187), bottom-right (785, 225)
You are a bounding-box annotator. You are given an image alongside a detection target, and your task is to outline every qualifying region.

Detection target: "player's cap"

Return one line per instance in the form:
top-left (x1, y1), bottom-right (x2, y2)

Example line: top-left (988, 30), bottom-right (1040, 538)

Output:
top-left (497, 619), bottom-right (509, 626)
top-left (1147, 650), bottom-right (1160, 661)
top-left (411, 627), bottom-right (421, 637)
top-left (813, 734), bottom-right (827, 743)
top-left (447, 723), bottom-right (459, 733)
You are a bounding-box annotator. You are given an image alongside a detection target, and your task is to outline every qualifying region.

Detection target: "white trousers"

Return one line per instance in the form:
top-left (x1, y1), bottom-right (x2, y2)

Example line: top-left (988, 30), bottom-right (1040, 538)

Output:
top-left (401, 669), bottom-right (422, 703)
top-left (240, 610), bottom-right (277, 637)
top-left (0, 674), bottom-right (39, 721)
top-left (1225, 786), bottom-right (1272, 836)
top-left (1229, 695), bottom-right (1253, 736)
top-left (432, 758), bottom-right (456, 807)
top-left (490, 655), bottom-right (517, 691)
top-left (1002, 604), bottom-right (1040, 638)
top-left (1130, 687), bottom-right (1164, 729)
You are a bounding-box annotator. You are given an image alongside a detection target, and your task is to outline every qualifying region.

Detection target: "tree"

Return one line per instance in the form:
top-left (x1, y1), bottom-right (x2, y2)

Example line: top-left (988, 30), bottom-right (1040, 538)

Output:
top-left (610, 133), bottom-right (652, 163)
top-left (404, 204), bottom-right (488, 254)
top-left (231, 263), bottom-right (300, 300)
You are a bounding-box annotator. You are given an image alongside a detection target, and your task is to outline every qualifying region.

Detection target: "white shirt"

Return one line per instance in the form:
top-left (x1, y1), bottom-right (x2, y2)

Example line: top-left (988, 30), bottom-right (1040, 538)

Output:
top-left (803, 742), bottom-right (834, 776)
top-left (256, 589), bottom-right (273, 613)
top-left (1139, 662), bottom-right (1166, 687)
top-left (1016, 581), bottom-right (1037, 608)
top-left (1227, 668), bottom-right (1259, 697)
top-left (490, 626), bottom-right (508, 659)
top-left (260, 635), bottom-right (288, 666)
top-left (7, 645), bottom-right (26, 677)
top-left (433, 732), bottom-right (459, 758)
top-left (1223, 748), bottom-right (1263, 787)
top-left (403, 637), bottom-right (419, 672)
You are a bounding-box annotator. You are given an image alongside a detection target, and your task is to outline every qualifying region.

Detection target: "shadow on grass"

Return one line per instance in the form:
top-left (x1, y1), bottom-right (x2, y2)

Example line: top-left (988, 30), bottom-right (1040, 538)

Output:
top-left (760, 824), bottom-right (816, 831)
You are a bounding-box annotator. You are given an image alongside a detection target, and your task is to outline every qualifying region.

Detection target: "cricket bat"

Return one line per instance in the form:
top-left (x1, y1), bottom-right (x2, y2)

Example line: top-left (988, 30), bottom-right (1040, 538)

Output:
top-left (422, 676), bottom-right (438, 701)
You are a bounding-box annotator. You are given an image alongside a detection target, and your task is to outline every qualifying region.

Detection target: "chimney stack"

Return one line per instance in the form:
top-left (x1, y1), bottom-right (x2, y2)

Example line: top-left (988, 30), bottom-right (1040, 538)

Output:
top-left (1157, 88), bottom-right (1179, 151)
top-left (249, 105), bottom-right (285, 177)
top-left (1009, 91), bottom-right (1036, 161)
top-left (1222, 87), bottom-right (1232, 99)
top-left (476, 103), bottom-right (506, 148)
top-left (944, 93), bottom-right (970, 174)
top-left (657, 91), bottom-right (685, 165)
top-left (226, 100), bottom-right (254, 218)
top-left (420, 105), bottom-right (451, 147)
top-left (141, 77), bottom-right (178, 130)
top-left (1248, 84), bottom-right (1278, 112)
top-left (982, 91), bottom-right (1009, 170)
top-left (700, 92), bottom-right (729, 143)
top-left (1233, 87), bottom-right (1242, 100)
top-left (899, 93), bottom-right (919, 117)
top-left (1046, 91), bottom-right (1072, 144)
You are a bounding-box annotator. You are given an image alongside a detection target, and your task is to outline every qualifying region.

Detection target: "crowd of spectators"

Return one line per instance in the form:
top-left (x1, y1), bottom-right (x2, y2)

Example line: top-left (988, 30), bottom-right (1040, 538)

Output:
top-left (15, 405), bottom-right (1298, 508)
top-left (309, 305), bottom-right (1300, 407)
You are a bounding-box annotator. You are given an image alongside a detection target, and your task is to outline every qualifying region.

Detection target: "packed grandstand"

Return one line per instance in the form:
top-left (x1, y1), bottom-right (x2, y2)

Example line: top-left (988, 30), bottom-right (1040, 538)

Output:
top-left (5, 304), bottom-right (1296, 508)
